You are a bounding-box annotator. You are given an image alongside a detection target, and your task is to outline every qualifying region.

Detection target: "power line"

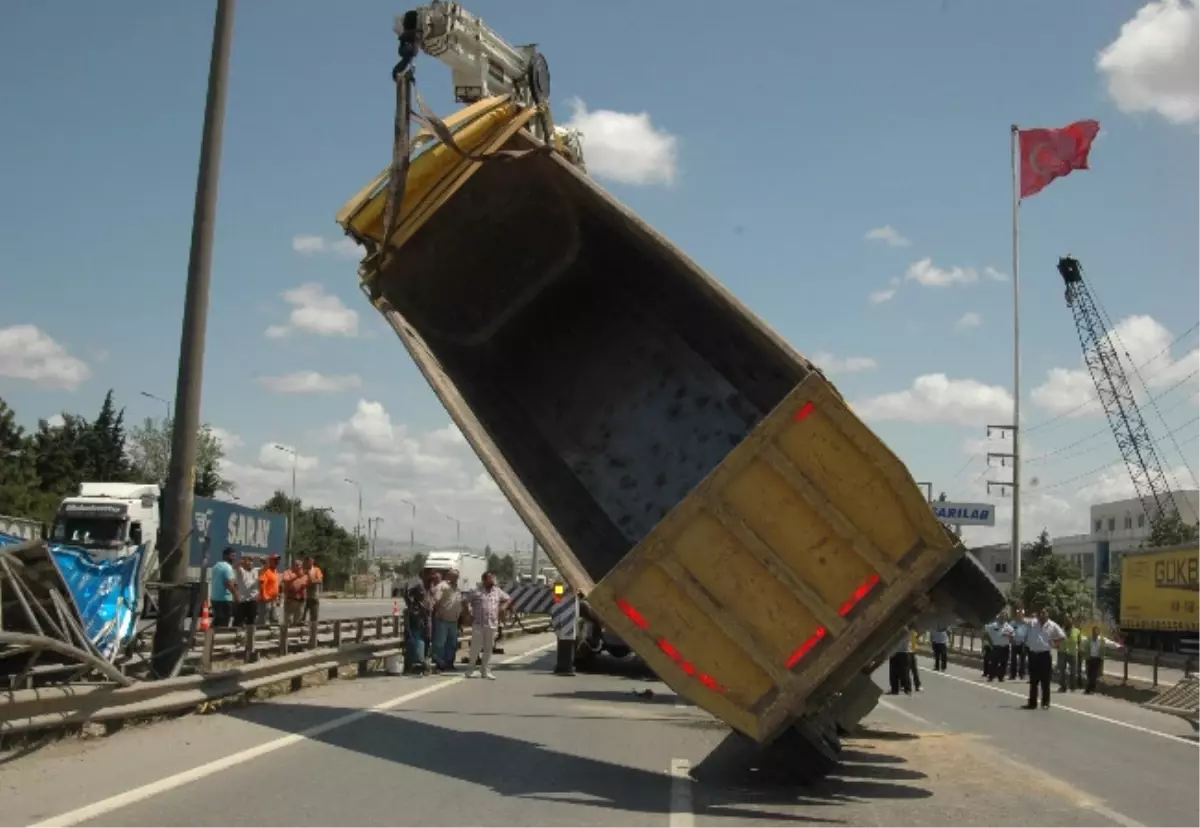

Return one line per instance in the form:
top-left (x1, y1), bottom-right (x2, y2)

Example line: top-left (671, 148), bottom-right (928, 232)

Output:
top-left (1033, 416), bottom-right (1200, 494)
top-left (1027, 312), bottom-right (1200, 432)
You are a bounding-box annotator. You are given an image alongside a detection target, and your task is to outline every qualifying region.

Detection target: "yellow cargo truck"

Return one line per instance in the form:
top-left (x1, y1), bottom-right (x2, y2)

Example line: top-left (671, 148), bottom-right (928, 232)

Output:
top-left (1120, 543), bottom-right (1199, 649)
top-left (334, 3), bottom-right (1004, 773)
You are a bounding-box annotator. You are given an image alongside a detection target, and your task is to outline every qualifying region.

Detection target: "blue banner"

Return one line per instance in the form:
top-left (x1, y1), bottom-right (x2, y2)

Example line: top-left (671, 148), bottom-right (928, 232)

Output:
top-left (0, 532), bottom-right (143, 661)
top-left (189, 498), bottom-right (288, 567)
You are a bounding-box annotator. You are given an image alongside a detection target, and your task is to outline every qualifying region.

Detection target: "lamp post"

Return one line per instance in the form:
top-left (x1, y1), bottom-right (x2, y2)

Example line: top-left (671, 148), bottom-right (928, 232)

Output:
top-left (344, 476), bottom-right (363, 559)
top-left (273, 445), bottom-right (298, 563)
top-left (400, 498), bottom-right (417, 551)
top-left (443, 512), bottom-right (461, 551)
top-left (140, 391), bottom-right (172, 424)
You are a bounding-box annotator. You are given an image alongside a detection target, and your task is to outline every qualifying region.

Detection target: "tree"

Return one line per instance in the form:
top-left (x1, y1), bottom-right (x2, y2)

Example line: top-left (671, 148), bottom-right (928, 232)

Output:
top-left (260, 491), bottom-right (359, 583)
top-left (126, 416), bottom-right (235, 496)
top-left (0, 398), bottom-right (41, 517)
top-left (1010, 553), bottom-right (1093, 624)
top-left (1023, 528), bottom-right (1053, 564)
top-left (1097, 570), bottom-right (1122, 624)
top-left (1143, 510), bottom-right (1199, 549)
top-left (88, 390), bottom-right (132, 482)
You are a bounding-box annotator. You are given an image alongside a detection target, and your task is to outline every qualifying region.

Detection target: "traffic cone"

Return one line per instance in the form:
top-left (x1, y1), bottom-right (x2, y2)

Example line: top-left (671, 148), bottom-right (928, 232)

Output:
top-left (199, 600), bottom-right (211, 632)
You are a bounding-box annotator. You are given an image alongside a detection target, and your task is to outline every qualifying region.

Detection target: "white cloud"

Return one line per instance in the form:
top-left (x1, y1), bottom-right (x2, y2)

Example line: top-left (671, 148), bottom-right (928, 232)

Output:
top-left (984, 267), bottom-right (1009, 282)
top-left (220, 400), bottom-right (529, 550)
top-left (291, 234), bottom-right (362, 259)
top-left (955, 312), bottom-right (982, 330)
top-left (264, 283), bottom-right (359, 339)
top-left (811, 351), bottom-right (878, 375)
top-left (259, 371), bottom-right (363, 395)
top-left (561, 97), bottom-right (679, 186)
top-left (1096, 0), bottom-right (1199, 125)
top-left (853, 374), bottom-right (1014, 427)
top-left (905, 258), bottom-right (979, 288)
top-left (0, 324), bottom-right (91, 389)
top-left (864, 225), bottom-right (911, 247)
top-left (45, 413), bottom-right (66, 429)
top-left (868, 288), bottom-right (896, 304)
top-left (256, 442), bottom-right (320, 472)
top-left (1032, 314), bottom-right (1198, 418)
top-left (208, 426), bottom-right (244, 451)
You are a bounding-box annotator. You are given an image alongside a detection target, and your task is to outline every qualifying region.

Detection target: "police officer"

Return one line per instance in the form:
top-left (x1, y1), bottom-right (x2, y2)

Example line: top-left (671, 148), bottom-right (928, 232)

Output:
top-left (984, 612), bottom-right (1014, 682)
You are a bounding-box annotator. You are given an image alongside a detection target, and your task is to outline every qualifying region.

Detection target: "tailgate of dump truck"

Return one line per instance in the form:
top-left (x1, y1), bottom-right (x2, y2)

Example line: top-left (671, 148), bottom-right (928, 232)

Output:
top-left (588, 371), bottom-right (958, 743)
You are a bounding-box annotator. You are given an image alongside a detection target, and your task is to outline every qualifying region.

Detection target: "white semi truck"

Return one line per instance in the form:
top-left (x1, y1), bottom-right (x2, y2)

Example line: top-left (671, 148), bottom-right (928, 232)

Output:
top-left (50, 482), bottom-right (163, 577)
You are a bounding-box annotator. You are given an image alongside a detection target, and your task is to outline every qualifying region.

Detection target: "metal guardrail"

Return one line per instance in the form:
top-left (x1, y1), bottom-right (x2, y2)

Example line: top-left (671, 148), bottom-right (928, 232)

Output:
top-left (0, 614), bottom-right (551, 739)
top-left (1142, 676), bottom-right (1199, 724)
top-left (944, 626), bottom-right (1195, 688)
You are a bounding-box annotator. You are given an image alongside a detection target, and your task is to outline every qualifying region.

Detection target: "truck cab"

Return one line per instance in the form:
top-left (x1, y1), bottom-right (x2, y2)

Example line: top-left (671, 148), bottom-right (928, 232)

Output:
top-left (51, 483), bottom-right (161, 575)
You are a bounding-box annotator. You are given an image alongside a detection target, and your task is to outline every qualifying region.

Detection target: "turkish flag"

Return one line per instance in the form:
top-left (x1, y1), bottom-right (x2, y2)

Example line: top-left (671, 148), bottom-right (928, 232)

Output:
top-left (1018, 120), bottom-right (1100, 199)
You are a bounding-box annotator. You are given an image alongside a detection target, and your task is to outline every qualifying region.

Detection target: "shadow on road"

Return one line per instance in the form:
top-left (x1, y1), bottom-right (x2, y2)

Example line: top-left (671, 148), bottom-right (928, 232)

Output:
top-left (218, 700), bottom-right (932, 823)
top-left (535, 688), bottom-right (679, 706)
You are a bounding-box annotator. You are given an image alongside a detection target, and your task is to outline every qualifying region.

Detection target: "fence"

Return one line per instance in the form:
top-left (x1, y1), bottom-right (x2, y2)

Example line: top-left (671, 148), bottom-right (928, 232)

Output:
top-left (944, 626), bottom-right (1195, 687)
top-left (1, 612), bottom-right (551, 739)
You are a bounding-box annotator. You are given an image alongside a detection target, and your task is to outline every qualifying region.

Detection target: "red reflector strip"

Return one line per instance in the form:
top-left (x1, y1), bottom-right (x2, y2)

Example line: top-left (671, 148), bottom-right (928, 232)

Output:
top-left (615, 597), bottom-right (727, 693)
top-left (785, 574), bottom-right (882, 669)
top-left (837, 574), bottom-right (881, 617)
top-left (616, 598), bottom-right (649, 630)
top-left (785, 626), bottom-right (827, 669)
top-left (794, 401), bottom-right (816, 421)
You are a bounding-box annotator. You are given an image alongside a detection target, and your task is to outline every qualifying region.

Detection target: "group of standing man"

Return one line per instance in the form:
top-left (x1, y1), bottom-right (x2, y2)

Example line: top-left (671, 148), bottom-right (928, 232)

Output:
top-left (983, 607), bottom-right (1122, 708)
top-left (208, 547), bottom-right (323, 629)
top-left (403, 568), bottom-right (512, 679)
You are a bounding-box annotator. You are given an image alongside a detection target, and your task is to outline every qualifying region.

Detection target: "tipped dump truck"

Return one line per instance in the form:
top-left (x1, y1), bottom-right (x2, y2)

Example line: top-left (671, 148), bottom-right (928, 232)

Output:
top-left (335, 90), bottom-right (1003, 752)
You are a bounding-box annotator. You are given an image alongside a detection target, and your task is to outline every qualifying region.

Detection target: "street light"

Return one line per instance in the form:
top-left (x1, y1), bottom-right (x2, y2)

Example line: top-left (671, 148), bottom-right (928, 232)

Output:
top-left (400, 498), bottom-right (417, 551)
top-left (140, 391), bottom-right (172, 424)
top-left (273, 445), bottom-right (298, 561)
top-left (344, 478), bottom-right (363, 559)
top-left (443, 512), bottom-right (461, 550)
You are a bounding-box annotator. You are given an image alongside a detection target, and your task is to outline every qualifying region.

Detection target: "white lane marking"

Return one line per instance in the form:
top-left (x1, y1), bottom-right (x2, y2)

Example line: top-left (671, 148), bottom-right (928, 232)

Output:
top-left (30, 640), bottom-right (559, 828)
top-left (878, 697), bottom-right (1145, 827)
top-left (927, 666), bottom-right (1198, 748)
top-left (877, 697), bottom-right (931, 727)
top-left (668, 758), bottom-right (694, 828)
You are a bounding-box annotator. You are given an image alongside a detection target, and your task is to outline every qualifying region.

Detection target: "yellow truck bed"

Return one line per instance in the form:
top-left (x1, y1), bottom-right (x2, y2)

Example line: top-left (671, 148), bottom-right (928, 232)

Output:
top-left (337, 102), bottom-right (1001, 745)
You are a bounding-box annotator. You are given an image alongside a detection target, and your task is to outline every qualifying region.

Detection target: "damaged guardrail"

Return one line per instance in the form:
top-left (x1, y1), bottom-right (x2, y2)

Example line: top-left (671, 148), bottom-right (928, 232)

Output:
top-left (0, 616), bottom-right (551, 738)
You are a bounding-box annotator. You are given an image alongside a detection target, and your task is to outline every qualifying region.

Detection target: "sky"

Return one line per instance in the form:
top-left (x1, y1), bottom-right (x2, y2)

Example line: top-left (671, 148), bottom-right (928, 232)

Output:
top-left (1, 0), bottom-right (1197, 552)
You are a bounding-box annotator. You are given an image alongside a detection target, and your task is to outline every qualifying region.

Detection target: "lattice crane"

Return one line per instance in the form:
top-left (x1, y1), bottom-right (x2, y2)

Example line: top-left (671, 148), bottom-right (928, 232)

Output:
top-left (1056, 256), bottom-right (1181, 520)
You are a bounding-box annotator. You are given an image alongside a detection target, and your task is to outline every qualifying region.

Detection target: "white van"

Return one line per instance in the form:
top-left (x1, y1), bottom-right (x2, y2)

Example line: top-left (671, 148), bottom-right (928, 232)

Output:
top-left (423, 549), bottom-right (487, 591)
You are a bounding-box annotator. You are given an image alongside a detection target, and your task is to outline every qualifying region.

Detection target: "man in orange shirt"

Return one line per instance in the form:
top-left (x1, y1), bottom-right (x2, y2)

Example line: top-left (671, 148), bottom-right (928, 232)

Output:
top-left (300, 556), bottom-right (324, 624)
top-left (282, 560), bottom-right (308, 626)
top-left (258, 554), bottom-right (281, 625)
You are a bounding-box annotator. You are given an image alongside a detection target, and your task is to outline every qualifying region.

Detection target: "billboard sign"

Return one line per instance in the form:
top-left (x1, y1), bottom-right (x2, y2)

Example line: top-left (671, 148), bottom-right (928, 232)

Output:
top-left (932, 501), bottom-right (996, 527)
top-left (189, 497), bottom-right (288, 567)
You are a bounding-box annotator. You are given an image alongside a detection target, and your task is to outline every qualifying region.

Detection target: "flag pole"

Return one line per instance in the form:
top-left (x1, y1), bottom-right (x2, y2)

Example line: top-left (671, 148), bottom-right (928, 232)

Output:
top-left (1010, 123), bottom-right (1022, 583)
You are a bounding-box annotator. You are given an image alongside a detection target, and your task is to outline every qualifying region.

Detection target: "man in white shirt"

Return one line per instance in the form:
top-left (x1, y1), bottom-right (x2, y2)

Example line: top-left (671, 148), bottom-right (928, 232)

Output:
top-left (930, 627), bottom-right (950, 672)
top-left (1022, 607), bottom-right (1066, 709)
top-left (1084, 626), bottom-right (1123, 694)
top-left (1009, 607), bottom-right (1029, 680)
top-left (984, 613), bottom-right (1014, 682)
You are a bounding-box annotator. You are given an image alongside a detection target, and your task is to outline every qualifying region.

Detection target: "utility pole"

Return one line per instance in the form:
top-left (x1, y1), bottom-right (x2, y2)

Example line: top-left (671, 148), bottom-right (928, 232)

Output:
top-left (986, 424), bottom-right (1020, 580)
top-left (530, 532), bottom-right (539, 580)
top-left (151, 0), bottom-right (236, 679)
top-left (915, 481), bottom-right (933, 503)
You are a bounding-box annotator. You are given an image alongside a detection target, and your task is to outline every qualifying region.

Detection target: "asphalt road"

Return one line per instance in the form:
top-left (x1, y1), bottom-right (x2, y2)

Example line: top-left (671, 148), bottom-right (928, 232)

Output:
top-left (1, 639), bottom-right (1195, 827)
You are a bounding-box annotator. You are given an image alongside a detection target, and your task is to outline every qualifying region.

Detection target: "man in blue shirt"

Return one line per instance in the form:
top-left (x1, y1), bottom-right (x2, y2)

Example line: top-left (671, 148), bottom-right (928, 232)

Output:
top-left (209, 547), bottom-right (240, 629)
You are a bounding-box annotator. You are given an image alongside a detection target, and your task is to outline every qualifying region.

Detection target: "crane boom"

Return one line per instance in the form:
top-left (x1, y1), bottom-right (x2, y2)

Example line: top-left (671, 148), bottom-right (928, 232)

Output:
top-left (395, 1), bottom-right (585, 168)
top-left (1056, 256), bottom-right (1181, 520)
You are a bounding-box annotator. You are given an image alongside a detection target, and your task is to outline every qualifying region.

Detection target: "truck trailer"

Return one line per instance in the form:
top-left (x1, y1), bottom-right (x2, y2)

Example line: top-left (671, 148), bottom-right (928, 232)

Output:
top-left (332, 1), bottom-right (1004, 768)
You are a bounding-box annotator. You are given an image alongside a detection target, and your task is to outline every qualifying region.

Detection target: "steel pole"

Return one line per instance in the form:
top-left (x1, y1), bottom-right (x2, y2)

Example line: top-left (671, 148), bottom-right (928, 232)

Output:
top-left (1010, 124), bottom-right (1022, 582)
top-left (151, 0), bottom-right (236, 678)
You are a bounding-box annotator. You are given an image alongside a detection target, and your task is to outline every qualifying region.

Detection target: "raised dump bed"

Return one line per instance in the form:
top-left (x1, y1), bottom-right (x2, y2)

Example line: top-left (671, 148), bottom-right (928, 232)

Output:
top-left (337, 98), bottom-right (1003, 746)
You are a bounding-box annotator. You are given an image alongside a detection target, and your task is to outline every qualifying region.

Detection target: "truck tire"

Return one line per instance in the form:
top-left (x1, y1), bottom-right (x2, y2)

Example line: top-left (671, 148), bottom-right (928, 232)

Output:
top-left (573, 642), bottom-right (597, 671)
top-left (760, 718), bottom-right (840, 785)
